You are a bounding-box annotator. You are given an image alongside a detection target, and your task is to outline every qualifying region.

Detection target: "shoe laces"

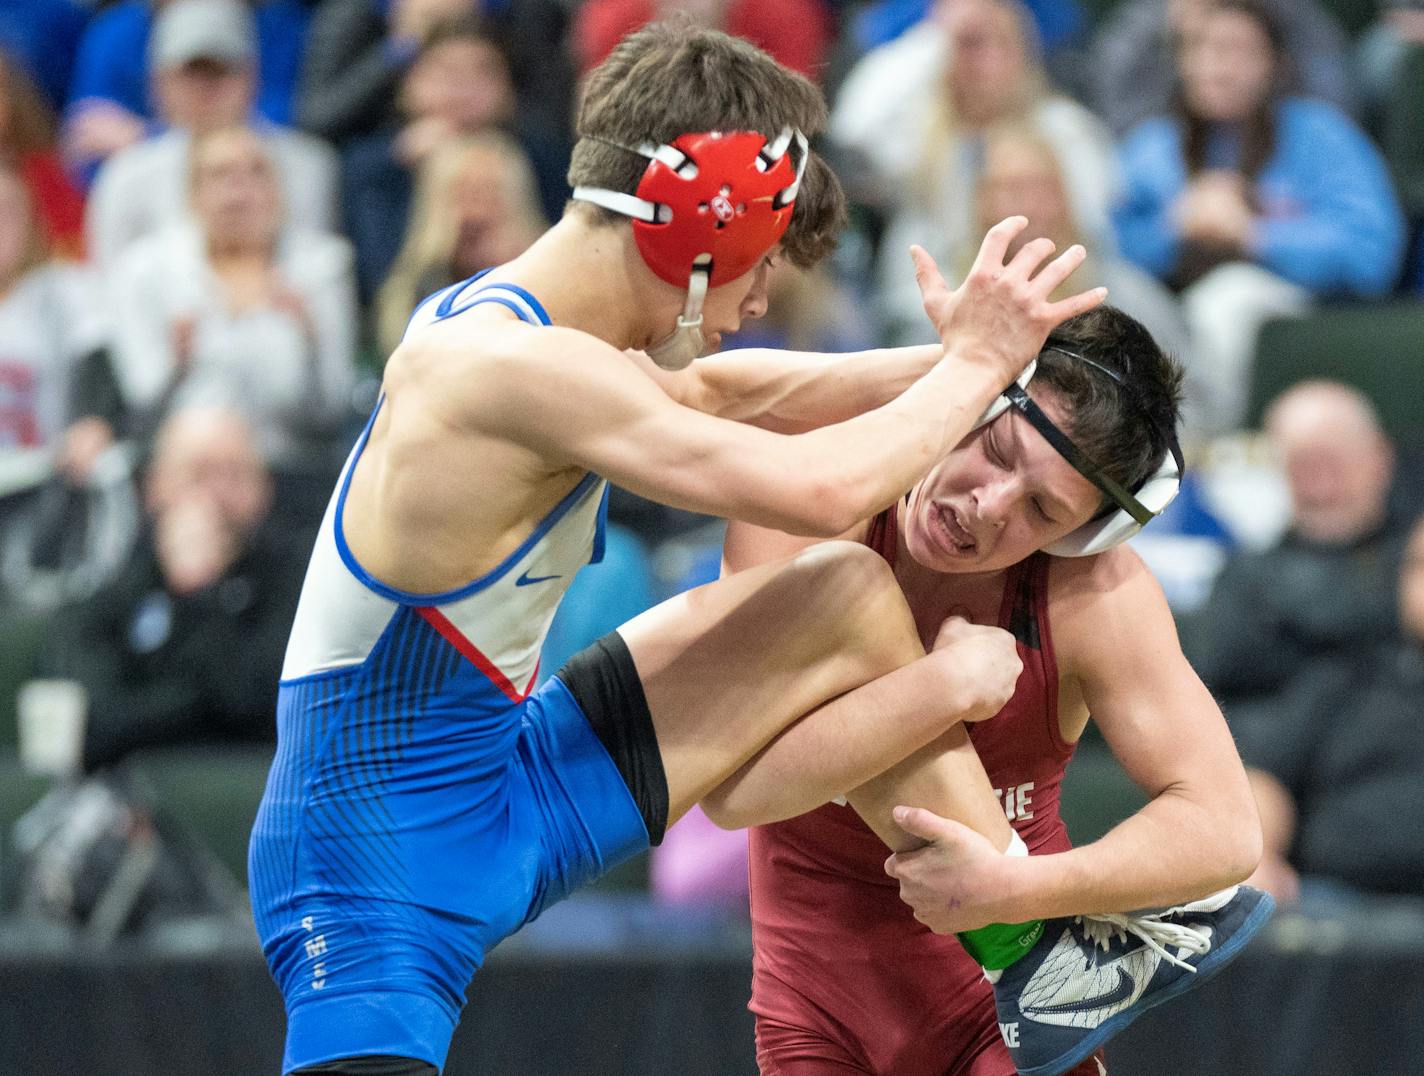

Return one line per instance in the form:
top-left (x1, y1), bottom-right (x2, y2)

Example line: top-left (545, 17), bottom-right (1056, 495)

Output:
top-left (1078, 909), bottom-right (1213, 973)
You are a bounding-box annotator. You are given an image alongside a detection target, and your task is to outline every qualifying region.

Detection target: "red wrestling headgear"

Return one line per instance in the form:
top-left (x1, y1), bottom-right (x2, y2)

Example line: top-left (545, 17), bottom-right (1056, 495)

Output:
top-left (572, 128), bottom-right (807, 369)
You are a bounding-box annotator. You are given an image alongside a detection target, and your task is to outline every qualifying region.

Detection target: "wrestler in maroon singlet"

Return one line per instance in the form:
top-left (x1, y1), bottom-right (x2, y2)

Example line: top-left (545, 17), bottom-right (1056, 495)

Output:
top-left (749, 504), bottom-right (1106, 1076)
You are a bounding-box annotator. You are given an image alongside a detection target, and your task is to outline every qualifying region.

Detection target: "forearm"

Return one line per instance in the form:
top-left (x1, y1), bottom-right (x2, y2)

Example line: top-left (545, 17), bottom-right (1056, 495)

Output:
top-left (697, 344), bottom-right (943, 431)
top-left (773, 356), bottom-right (1007, 532)
top-left (1007, 786), bottom-right (1262, 920)
top-left (703, 648), bottom-right (1001, 830)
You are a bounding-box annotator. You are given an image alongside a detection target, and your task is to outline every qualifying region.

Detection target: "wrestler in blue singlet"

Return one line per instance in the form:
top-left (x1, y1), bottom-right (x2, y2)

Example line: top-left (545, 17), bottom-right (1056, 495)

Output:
top-left (248, 274), bottom-right (657, 1074)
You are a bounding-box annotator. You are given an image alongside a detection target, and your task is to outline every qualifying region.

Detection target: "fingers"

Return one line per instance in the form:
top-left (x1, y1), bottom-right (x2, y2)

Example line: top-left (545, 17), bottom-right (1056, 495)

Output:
top-left (971, 215), bottom-right (1029, 273)
top-left (910, 244), bottom-right (947, 296)
top-left (891, 804), bottom-right (956, 843)
top-left (1045, 284), bottom-right (1109, 326)
top-left (1003, 235), bottom-right (1057, 282)
top-left (1027, 243), bottom-right (1086, 297)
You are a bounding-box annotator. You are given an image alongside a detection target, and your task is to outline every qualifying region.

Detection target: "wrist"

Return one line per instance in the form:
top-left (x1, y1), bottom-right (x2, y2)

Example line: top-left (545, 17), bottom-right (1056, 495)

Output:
top-left (1004, 846), bottom-right (1078, 922)
top-left (936, 350), bottom-right (1015, 395)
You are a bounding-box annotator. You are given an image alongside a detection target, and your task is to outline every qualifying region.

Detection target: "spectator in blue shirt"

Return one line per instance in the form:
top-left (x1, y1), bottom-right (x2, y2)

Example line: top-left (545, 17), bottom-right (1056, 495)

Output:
top-left (63, 0), bottom-right (309, 182)
top-left (0, 0), bottom-right (90, 109)
top-left (1113, 0), bottom-right (1406, 435)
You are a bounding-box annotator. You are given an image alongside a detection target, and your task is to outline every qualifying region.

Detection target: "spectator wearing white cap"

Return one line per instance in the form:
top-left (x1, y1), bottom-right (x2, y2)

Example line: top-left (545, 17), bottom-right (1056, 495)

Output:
top-left (85, 0), bottom-right (338, 271)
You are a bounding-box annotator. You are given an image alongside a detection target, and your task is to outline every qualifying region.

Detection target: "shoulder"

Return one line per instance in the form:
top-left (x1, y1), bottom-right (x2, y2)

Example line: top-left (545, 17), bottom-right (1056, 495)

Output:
top-left (391, 316), bottom-right (629, 416)
top-left (1120, 115), bottom-right (1181, 155)
top-left (1047, 546), bottom-right (1176, 672)
top-left (1275, 97), bottom-right (1379, 154)
top-left (281, 229), bottom-right (354, 277)
top-left (266, 125), bottom-right (339, 169)
top-left (93, 134), bottom-right (173, 188)
top-left (1037, 95), bottom-right (1113, 142)
top-left (113, 223), bottom-right (191, 275)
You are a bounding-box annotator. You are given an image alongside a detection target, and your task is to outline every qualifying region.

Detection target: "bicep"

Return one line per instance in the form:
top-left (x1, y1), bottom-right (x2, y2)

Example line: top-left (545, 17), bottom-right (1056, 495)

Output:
top-left (472, 334), bottom-right (847, 534)
top-left (1071, 563), bottom-right (1248, 800)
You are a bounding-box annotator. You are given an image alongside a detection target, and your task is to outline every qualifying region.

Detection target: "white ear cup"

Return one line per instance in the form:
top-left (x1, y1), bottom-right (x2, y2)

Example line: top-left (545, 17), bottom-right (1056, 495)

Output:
top-left (1042, 451), bottom-right (1181, 557)
top-left (973, 359), bottom-right (1037, 431)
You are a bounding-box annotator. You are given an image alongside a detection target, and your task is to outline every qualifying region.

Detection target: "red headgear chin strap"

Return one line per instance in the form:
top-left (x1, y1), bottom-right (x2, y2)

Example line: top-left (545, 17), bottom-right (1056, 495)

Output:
top-left (572, 128), bottom-right (807, 369)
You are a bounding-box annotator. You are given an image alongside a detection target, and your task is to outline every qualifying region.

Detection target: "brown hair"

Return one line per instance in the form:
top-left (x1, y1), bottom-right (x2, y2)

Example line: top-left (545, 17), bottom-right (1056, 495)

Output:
top-left (0, 51), bottom-right (58, 155)
top-left (1179, 0), bottom-right (1284, 184)
top-left (1037, 305), bottom-right (1185, 497)
top-left (568, 20), bottom-right (845, 269)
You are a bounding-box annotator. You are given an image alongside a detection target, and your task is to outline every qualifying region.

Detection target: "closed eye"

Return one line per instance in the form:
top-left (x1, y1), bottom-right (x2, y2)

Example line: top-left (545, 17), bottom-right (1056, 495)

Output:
top-left (986, 429), bottom-right (1010, 470)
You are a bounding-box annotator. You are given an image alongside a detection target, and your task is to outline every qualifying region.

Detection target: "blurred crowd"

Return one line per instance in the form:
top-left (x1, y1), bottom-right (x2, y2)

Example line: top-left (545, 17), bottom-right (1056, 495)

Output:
top-left (1, 0), bottom-right (1422, 929)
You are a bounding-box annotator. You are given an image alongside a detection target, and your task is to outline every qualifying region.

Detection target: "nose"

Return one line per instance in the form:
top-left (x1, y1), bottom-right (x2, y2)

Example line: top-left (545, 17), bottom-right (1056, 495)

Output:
top-left (972, 474), bottom-right (1019, 530)
top-left (740, 265), bottom-right (771, 321)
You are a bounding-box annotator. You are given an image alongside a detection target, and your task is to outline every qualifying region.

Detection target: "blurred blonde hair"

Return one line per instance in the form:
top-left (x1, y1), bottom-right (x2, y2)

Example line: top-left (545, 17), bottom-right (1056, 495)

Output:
top-left (915, 0), bottom-right (1048, 207)
top-left (964, 121), bottom-right (1101, 298)
top-left (377, 131), bottom-right (547, 356)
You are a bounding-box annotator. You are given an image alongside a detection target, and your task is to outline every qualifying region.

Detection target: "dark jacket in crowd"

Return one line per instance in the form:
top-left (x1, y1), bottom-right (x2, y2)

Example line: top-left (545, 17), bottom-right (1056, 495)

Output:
top-left (1188, 516), bottom-right (1411, 707)
top-left (50, 522), bottom-right (308, 771)
top-left (1236, 640), bottom-right (1424, 897)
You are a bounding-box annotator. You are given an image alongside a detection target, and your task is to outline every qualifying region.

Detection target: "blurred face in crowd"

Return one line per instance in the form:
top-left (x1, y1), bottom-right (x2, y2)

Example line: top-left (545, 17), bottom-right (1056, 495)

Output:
top-left (1265, 382), bottom-right (1394, 545)
top-left (1167, 0), bottom-right (1214, 36)
top-left (189, 127), bottom-right (282, 253)
top-left (449, 144), bottom-right (537, 273)
top-left (147, 408), bottom-right (272, 535)
top-left (155, 57), bottom-right (254, 133)
top-left (404, 34), bottom-right (514, 130)
top-left (1401, 520), bottom-right (1424, 644)
top-left (0, 170), bottom-right (34, 290)
top-left (977, 132), bottom-right (1073, 258)
top-left (945, 0), bottom-right (1031, 126)
top-left (1180, 7), bottom-right (1277, 122)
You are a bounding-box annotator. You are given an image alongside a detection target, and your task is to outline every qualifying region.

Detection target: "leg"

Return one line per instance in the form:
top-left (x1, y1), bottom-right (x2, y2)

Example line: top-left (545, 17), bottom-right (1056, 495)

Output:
top-left (755, 1015), bottom-right (872, 1076)
top-left (620, 541), bottom-right (1017, 834)
top-left (620, 540), bottom-right (928, 821)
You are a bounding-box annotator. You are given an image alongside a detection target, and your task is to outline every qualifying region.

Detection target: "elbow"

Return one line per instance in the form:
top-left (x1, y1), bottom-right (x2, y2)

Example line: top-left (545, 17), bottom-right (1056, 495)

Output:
top-left (780, 474), bottom-right (878, 538)
top-left (1222, 823), bottom-right (1264, 886)
top-left (1208, 797), bottom-right (1265, 887)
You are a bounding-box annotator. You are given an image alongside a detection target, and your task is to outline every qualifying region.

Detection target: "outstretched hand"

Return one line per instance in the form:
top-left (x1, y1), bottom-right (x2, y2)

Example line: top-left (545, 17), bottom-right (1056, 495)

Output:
top-left (884, 805), bottom-right (1027, 934)
top-left (913, 217), bottom-right (1106, 388)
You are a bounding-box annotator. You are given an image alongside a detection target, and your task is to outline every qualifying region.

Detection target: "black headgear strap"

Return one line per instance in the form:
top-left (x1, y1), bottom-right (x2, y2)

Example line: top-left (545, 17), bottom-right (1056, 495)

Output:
top-left (1000, 346), bottom-right (1185, 526)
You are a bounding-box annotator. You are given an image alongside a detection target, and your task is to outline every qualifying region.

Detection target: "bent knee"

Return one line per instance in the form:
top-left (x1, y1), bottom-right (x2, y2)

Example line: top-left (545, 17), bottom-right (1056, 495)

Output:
top-left (788, 541), bottom-right (906, 620)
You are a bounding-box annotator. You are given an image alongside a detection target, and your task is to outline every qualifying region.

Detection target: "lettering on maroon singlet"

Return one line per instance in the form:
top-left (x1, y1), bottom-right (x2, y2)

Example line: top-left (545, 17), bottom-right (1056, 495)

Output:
top-left (994, 781), bottom-right (1035, 822)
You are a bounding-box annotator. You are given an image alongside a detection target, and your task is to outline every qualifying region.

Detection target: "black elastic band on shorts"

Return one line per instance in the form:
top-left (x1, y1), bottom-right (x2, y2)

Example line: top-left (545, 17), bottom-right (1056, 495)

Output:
top-left (290, 1056), bottom-right (437, 1075)
top-left (555, 631), bottom-right (669, 846)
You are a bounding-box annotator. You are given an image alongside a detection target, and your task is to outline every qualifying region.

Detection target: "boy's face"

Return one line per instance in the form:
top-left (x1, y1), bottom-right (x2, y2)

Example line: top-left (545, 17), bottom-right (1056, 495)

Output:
top-left (694, 250), bottom-right (779, 353)
top-left (902, 388), bottom-right (1103, 574)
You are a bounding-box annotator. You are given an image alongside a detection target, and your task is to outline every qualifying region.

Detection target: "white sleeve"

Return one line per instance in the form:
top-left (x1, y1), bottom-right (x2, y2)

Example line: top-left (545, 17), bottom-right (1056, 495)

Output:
top-left (106, 240), bottom-right (180, 408)
top-left (296, 234), bottom-right (359, 421)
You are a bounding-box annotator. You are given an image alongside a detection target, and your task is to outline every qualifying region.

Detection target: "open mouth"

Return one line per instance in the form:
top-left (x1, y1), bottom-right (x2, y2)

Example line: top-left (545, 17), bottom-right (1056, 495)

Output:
top-left (932, 503), bottom-right (977, 554)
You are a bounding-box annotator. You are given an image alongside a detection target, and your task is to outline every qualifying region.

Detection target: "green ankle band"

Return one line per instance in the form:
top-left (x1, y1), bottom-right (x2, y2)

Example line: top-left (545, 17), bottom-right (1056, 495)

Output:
top-left (958, 918), bottom-right (1045, 970)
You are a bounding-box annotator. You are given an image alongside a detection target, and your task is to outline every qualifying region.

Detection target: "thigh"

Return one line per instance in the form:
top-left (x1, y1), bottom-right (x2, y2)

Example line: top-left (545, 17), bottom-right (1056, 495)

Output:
top-left (618, 540), bottom-right (921, 820)
top-left (756, 1019), bottom-right (873, 1076)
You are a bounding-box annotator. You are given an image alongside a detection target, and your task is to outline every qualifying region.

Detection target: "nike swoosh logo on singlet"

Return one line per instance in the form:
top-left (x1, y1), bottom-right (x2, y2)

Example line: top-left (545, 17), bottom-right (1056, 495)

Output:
top-left (515, 570), bottom-right (563, 587)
